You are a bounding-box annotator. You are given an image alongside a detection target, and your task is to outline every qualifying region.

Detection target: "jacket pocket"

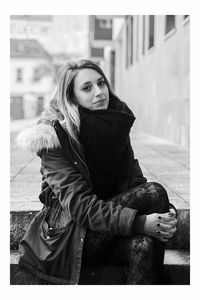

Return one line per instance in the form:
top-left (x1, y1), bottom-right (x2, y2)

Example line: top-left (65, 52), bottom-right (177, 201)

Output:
top-left (45, 200), bottom-right (72, 227)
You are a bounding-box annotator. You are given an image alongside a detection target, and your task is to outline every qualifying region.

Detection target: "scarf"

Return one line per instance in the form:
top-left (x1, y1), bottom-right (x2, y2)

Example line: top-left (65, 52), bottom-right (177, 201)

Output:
top-left (78, 98), bottom-right (136, 199)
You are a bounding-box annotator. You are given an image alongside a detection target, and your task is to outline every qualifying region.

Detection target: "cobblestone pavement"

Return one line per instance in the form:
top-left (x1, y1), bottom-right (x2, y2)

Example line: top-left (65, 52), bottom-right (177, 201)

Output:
top-left (10, 119), bottom-right (190, 212)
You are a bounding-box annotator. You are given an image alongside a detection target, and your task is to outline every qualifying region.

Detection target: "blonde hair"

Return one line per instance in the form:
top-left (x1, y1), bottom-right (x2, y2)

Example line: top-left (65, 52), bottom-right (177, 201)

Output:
top-left (40, 59), bottom-right (119, 145)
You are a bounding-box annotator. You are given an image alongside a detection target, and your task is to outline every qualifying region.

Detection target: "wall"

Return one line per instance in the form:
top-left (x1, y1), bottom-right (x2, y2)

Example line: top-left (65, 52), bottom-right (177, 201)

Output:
top-left (114, 15), bottom-right (190, 148)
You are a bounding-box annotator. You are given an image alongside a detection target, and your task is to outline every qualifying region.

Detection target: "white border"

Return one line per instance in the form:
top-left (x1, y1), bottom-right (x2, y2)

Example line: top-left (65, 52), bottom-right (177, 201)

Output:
top-left (1, 0), bottom-right (198, 299)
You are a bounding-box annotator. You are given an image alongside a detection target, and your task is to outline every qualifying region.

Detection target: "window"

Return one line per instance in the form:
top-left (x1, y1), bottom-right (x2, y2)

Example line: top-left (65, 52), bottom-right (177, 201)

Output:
top-left (41, 26), bottom-right (48, 34)
top-left (91, 47), bottom-right (104, 58)
top-left (136, 16), bottom-right (139, 60)
top-left (98, 19), bottom-right (112, 29)
top-left (33, 67), bottom-right (40, 82)
top-left (142, 15), bottom-right (146, 54)
top-left (148, 15), bottom-right (155, 49)
top-left (126, 20), bottom-right (129, 68)
top-left (10, 96), bottom-right (24, 120)
top-left (16, 68), bottom-right (23, 82)
top-left (110, 50), bottom-right (115, 89)
top-left (126, 16), bottom-right (133, 68)
top-left (94, 17), bottom-right (112, 40)
top-left (165, 15), bottom-right (175, 34)
top-left (37, 96), bottom-right (44, 115)
top-left (130, 16), bottom-right (134, 64)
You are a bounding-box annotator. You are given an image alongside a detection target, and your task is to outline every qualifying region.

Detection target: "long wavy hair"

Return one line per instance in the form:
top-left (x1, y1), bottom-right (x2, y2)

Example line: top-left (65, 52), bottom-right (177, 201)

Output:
top-left (40, 59), bottom-right (120, 145)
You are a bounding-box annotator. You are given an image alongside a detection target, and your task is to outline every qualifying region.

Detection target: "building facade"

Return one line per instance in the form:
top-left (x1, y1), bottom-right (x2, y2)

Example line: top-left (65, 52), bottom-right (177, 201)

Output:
top-left (10, 39), bottom-right (55, 120)
top-left (10, 15), bottom-right (53, 53)
top-left (114, 15), bottom-right (190, 148)
top-left (88, 15), bottom-right (113, 66)
top-left (10, 15), bottom-right (89, 58)
top-left (10, 15), bottom-right (90, 120)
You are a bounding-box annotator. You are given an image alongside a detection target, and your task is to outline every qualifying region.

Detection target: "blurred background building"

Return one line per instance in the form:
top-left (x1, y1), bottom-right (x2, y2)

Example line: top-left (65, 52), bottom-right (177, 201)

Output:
top-left (10, 15), bottom-right (89, 120)
top-left (10, 15), bottom-right (190, 148)
top-left (10, 38), bottom-right (54, 119)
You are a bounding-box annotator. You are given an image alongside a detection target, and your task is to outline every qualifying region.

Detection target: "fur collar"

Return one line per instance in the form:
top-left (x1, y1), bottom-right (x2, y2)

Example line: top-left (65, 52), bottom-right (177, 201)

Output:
top-left (17, 123), bottom-right (61, 153)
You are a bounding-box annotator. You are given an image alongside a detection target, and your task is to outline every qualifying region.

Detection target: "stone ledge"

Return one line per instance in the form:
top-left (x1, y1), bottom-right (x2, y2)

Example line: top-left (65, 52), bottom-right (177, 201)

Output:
top-left (10, 208), bottom-right (190, 250)
top-left (10, 249), bottom-right (190, 285)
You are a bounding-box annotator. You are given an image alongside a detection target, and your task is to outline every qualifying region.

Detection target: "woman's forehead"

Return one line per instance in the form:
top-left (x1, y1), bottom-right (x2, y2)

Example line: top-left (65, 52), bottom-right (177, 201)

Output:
top-left (75, 68), bottom-right (102, 86)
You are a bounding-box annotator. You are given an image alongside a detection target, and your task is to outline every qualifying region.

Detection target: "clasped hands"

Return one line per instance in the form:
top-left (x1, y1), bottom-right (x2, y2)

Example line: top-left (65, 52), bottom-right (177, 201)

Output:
top-left (143, 208), bottom-right (177, 242)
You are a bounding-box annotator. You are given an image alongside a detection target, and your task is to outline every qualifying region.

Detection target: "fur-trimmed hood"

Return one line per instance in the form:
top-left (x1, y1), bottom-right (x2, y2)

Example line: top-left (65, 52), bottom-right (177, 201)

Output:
top-left (17, 122), bottom-right (61, 153)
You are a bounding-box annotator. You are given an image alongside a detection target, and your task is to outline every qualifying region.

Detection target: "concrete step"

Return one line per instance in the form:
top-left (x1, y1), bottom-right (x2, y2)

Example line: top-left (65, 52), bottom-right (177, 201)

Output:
top-left (10, 249), bottom-right (190, 285)
top-left (10, 208), bottom-right (190, 251)
top-left (163, 249), bottom-right (190, 285)
top-left (10, 210), bottom-right (39, 250)
top-left (166, 208), bottom-right (190, 250)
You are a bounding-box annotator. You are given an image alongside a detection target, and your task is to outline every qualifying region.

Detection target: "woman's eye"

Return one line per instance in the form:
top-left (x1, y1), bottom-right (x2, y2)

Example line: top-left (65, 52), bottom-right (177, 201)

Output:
top-left (98, 81), bottom-right (105, 87)
top-left (83, 86), bottom-right (91, 91)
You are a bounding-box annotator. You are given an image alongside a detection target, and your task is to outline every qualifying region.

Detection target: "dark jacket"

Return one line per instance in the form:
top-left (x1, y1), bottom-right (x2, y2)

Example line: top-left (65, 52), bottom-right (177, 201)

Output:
top-left (17, 103), bottom-right (147, 284)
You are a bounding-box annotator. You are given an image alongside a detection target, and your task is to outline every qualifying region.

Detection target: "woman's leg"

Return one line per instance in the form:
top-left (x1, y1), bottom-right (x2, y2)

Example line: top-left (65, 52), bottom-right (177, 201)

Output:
top-left (108, 235), bottom-right (157, 284)
top-left (110, 181), bottom-right (169, 215)
top-left (108, 181), bottom-right (170, 284)
top-left (81, 230), bottom-right (117, 267)
top-left (81, 182), bottom-right (169, 284)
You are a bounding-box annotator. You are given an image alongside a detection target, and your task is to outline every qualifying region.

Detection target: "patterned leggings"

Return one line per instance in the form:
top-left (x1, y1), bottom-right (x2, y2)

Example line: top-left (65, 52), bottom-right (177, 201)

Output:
top-left (81, 182), bottom-right (170, 284)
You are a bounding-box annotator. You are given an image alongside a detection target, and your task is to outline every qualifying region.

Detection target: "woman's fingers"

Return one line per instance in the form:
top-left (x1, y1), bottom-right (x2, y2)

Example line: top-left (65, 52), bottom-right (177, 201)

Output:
top-left (156, 219), bottom-right (177, 231)
top-left (169, 208), bottom-right (176, 216)
top-left (156, 230), bottom-right (170, 238)
top-left (157, 222), bottom-right (173, 231)
top-left (156, 227), bottom-right (177, 239)
top-left (157, 212), bottom-right (177, 223)
top-left (155, 214), bottom-right (177, 242)
top-left (143, 212), bottom-right (177, 242)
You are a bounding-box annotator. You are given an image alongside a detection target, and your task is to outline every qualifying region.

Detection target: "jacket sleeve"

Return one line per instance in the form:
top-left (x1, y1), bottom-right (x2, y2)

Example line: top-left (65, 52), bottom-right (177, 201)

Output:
top-left (40, 148), bottom-right (138, 236)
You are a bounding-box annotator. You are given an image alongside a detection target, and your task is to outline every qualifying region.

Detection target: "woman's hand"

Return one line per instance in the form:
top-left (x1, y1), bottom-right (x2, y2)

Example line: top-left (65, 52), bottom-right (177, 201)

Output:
top-left (143, 210), bottom-right (177, 242)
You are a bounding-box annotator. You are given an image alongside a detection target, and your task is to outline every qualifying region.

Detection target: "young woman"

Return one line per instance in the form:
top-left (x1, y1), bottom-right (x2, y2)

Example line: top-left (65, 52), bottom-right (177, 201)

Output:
top-left (16, 59), bottom-right (177, 285)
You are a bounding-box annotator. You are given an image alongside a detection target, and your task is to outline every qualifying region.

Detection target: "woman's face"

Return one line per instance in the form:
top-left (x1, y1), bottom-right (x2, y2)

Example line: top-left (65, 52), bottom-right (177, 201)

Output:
top-left (73, 68), bottom-right (109, 110)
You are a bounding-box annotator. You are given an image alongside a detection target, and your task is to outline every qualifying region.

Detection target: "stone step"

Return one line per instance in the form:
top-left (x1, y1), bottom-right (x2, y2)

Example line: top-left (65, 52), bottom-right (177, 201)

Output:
top-left (10, 210), bottom-right (38, 250)
top-left (163, 249), bottom-right (190, 285)
top-left (10, 208), bottom-right (190, 251)
top-left (166, 208), bottom-right (190, 250)
top-left (10, 249), bottom-right (190, 285)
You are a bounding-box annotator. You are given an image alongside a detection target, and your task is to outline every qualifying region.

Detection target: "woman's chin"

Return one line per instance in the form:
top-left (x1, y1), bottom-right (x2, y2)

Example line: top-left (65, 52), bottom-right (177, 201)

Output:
top-left (93, 101), bottom-right (109, 110)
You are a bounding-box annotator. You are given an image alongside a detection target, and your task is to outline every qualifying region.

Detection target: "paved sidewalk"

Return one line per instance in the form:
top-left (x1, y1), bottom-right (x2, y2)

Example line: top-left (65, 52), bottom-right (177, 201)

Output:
top-left (10, 118), bottom-right (42, 211)
top-left (10, 120), bottom-right (190, 212)
top-left (130, 131), bottom-right (189, 210)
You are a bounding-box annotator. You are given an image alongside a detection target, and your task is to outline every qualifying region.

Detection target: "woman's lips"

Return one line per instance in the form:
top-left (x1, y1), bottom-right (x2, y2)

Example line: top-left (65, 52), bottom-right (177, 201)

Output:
top-left (94, 99), bottom-right (106, 107)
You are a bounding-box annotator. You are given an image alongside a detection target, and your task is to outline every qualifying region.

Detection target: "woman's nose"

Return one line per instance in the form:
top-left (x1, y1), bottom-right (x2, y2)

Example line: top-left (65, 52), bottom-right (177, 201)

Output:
top-left (94, 84), bottom-right (102, 96)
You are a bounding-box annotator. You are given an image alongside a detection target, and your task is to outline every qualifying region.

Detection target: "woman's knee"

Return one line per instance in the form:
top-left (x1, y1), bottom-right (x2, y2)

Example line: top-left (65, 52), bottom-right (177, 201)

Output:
top-left (130, 235), bottom-right (154, 251)
top-left (146, 182), bottom-right (169, 213)
top-left (129, 235), bottom-right (154, 259)
top-left (147, 182), bottom-right (167, 196)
